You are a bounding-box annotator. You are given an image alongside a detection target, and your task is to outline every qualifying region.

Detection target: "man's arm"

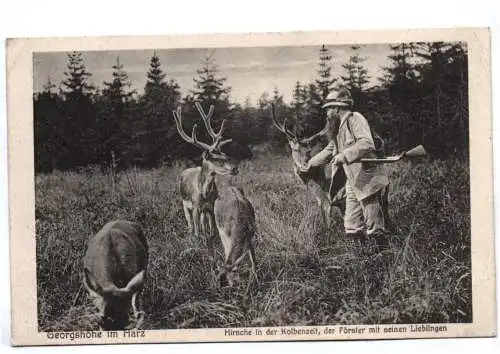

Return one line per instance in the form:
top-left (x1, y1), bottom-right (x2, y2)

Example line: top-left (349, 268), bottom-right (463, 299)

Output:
top-left (306, 140), bottom-right (337, 168)
top-left (343, 112), bottom-right (376, 164)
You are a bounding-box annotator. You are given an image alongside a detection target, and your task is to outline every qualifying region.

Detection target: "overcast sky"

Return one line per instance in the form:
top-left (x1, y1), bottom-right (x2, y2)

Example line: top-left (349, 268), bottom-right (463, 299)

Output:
top-left (33, 44), bottom-right (395, 105)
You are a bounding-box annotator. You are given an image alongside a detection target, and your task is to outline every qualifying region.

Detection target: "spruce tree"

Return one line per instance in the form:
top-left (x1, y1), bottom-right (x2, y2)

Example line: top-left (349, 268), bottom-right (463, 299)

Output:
top-left (372, 41), bottom-right (468, 157)
top-left (377, 43), bottom-right (419, 150)
top-left (99, 57), bottom-right (138, 168)
top-left (315, 45), bottom-right (336, 104)
top-left (413, 42), bottom-right (468, 156)
top-left (340, 45), bottom-right (370, 100)
top-left (102, 57), bottom-right (136, 103)
top-left (190, 52), bottom-right (233, 145)
top-left (256, 91), bottom-right (271, 142)
top-left (34, 78), bottom-right (65, 172)
top-left (139, 52), bottom-right (181, 165)
top-left (302, 83), bottom-right (324, 137)
top-left (60, 51), bottom-right (97, 167)
top-left (61, 51), bottom-right (95, 99)
top-left (269, 86), bottom-right (290, 147)
top-left (380, 43), bottom-right (416, 89)
top-left (289, 81), bottom-right (306, 135)
top-left (191, 52), bottom-right (231, 106)
top-left (380, 43), bottom-right (418, 112)
top-left (272, 86), bottom-right (284, 107)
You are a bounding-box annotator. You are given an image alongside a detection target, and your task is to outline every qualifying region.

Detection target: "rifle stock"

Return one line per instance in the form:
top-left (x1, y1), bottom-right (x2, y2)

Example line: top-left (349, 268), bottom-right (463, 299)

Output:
top-left (404, 145), bottom-right (427, 158)
top-left (359, 145), bottom-right (427, 163)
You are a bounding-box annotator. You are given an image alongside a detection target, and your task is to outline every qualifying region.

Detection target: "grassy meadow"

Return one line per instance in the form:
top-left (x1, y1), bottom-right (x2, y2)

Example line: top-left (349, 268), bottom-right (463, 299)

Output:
top-left (35, 151), bottom-right (472, 331)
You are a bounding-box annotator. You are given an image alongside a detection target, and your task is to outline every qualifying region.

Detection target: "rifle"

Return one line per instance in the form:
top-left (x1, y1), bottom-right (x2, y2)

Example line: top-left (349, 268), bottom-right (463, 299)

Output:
top-left (360, 145), bottom-right (427, 163)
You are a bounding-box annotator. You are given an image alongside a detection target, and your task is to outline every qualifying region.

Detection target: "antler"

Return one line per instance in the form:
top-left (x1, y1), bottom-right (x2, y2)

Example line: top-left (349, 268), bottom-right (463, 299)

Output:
top-left (270, 103), bottom-right (296, 141)
top-left (173, 104), bottom-right (232, 152)
top-left (194, 102), bottom-right (232, 150)
top-left (299, 121), bottom-right (330, 144)
top-left (172, 106), bottom-right (213, 151)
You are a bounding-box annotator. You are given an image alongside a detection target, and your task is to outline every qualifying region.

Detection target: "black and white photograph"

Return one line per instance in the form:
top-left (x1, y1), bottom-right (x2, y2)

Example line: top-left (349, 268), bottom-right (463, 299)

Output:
top-left (6, 28), bottom-right (495, 345)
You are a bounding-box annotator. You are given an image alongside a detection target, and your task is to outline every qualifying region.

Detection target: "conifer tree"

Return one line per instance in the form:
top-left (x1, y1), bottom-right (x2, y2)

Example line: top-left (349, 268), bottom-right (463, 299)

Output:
top-left (190, 52), bottom-right (233, 144)
top-left (380, 43), bottom-right (416, 89)
top-left (61, 51), bottom-right (95, 99)
top-left (102, 57), bottom-right (136, 103)
top-left (60, 51), bottom-right (97, 167)
top-left (372, 41), bottom-right (469, 156)
top-left (340, 45), bottom-right (370, 101)
top-left (191, 52), bottom-right (231, 106)
top-left (99, 57), bottom-right (138, 168)
top-left (315, 45), bottom-right (336, 104)
top-left (138, 52), bottom-right (181, 165)
top-left (413, 42), bottom-right (468, 155)
top-left (302, 82), bottom-right (324, 137)
top-left (272, 86), bottom-right (284, 107)
top-left (377, 43), bottom-right (419, 149)
top-left (34, 77), bottom-right (65, 172)
top-left (269, 86), bottom-right (290, 147)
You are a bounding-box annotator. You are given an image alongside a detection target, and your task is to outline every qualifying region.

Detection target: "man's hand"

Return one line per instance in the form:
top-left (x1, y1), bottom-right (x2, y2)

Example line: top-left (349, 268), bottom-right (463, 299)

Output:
top-left (333, 153), bottom-right (346, 165)
top-left (299, 163), bottom-right (310, 173)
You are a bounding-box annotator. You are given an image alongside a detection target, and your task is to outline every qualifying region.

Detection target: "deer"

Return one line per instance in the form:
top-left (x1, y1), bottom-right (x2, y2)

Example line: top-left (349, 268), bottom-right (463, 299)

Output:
top-left (270, 103), bottom-right (393, 232)
top-left (173, 102), bottom-right (238, 266)
top-left (214, 186), bottom-right (258, 294)
top-left (82, 220), bottom-right (148, 330)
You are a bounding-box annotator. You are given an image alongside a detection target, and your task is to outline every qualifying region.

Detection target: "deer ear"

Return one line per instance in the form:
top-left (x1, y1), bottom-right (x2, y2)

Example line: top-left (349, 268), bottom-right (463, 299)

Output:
top-left (124, 270), bottom-right (145, 294)
top-left (83, 268), bottom-right (103, 295)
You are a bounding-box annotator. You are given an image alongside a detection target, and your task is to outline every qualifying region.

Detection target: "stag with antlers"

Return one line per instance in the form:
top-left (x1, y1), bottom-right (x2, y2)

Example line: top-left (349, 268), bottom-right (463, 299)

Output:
top-left (271, 103), bottom-right (346, 227)
top-left (173, 102), bottom-right (238, 265)
top-left (270, 103), bottom-right (393, 233)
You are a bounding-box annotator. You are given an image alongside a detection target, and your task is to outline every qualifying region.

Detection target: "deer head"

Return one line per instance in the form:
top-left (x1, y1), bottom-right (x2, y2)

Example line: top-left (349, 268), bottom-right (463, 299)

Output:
top-left (271, 103), bottom-right (330, 169)
top-left (173, 102), bottom-right (238, 176)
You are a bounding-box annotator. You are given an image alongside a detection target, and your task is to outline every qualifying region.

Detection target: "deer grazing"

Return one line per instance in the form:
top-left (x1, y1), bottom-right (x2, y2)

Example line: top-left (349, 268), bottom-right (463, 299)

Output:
top-left (271, 103), bottom-right (393, 231)
top-left (82, 220), bottom-right (148, 330)
top-left (214, 186), bottom-right (258, 293)
top-left (173, 102), bottom-right (238, 265)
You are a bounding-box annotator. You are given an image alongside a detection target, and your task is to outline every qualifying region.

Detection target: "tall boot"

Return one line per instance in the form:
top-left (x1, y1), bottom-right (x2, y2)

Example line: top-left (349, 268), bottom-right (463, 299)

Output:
top-left (371, 230), bottom-right (390, 252)
top-left (346, 231), bottom-right (367, 245)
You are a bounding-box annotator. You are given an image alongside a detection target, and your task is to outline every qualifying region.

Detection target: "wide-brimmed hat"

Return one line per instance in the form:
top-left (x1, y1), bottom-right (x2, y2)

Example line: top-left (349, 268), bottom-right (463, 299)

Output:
top-left (322, 88), bottom-right (353, 109)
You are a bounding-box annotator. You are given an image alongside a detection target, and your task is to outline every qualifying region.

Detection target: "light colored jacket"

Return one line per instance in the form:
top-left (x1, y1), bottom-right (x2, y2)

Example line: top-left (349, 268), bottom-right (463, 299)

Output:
top-left (308, 111), bottom-right (389, 201)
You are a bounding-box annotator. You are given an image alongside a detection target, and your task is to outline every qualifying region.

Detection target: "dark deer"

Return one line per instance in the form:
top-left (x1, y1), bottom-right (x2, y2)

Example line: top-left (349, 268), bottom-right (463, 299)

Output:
top-left (82, 220), bottom-right (148, 330)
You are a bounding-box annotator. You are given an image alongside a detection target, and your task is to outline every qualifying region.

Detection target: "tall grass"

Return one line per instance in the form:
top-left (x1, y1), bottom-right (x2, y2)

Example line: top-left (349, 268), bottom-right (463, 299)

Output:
top-left (35, 153), bottom-right (471, 330)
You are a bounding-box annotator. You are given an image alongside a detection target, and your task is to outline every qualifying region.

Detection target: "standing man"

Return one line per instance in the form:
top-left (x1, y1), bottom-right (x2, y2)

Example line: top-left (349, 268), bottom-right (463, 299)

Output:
top-left (300, 88), bottom-right (390, 249)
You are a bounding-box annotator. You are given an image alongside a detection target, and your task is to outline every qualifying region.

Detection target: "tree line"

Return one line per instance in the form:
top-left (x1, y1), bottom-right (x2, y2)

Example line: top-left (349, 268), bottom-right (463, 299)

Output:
top-left (33, 42), bottom-right (468, 173)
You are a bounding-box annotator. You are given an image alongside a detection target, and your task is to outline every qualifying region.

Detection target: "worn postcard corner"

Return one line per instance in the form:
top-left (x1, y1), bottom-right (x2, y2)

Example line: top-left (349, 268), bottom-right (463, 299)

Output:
top-left (6, 27), bottom-right (496, 346)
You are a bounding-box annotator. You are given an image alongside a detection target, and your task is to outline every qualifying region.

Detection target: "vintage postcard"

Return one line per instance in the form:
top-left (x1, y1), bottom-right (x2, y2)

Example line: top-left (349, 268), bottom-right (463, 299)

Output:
top-left (6, 27), bottom-right (496, 346)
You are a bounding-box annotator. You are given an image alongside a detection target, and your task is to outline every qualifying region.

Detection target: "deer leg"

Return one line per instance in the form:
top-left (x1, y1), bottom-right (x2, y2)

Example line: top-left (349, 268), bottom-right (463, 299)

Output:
top-left (192, 207), bottom-right (201, 238)
top-left (244, 273), bottom-right (252, 297)
top-left (381, 186), bottom-right (394, 233)
top-left (242, 245), bottom-right (258, 297)
top-left (315, 196), bottom-right (328, 229)
top-left (182, 201), bottom-right (194, 234)
top-left (217, 244), bottom-right (231, 288)
top-left (321, 201), bottom-right (331, 229)
top-left (248, 242), bottom-right (258, 286)
top-left (377, 186), bottom-right (390, 232)
top-left (206, 212), bottom-right (217, 271)
top-left (225, 243), bottom-right (252, 291)
top-left (131, 292), bottom-right (145, 328)
top-left (215, 228), bottom-right (231, 287)
top-left (199, 211), bottom-right (207, 236)
top-left (132, 292), bottom-right (138, 316)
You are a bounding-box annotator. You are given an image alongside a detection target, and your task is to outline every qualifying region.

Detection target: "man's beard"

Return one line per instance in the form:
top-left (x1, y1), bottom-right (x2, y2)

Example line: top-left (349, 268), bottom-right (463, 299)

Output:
top-left (326, 117), bottom-right (340, 141)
